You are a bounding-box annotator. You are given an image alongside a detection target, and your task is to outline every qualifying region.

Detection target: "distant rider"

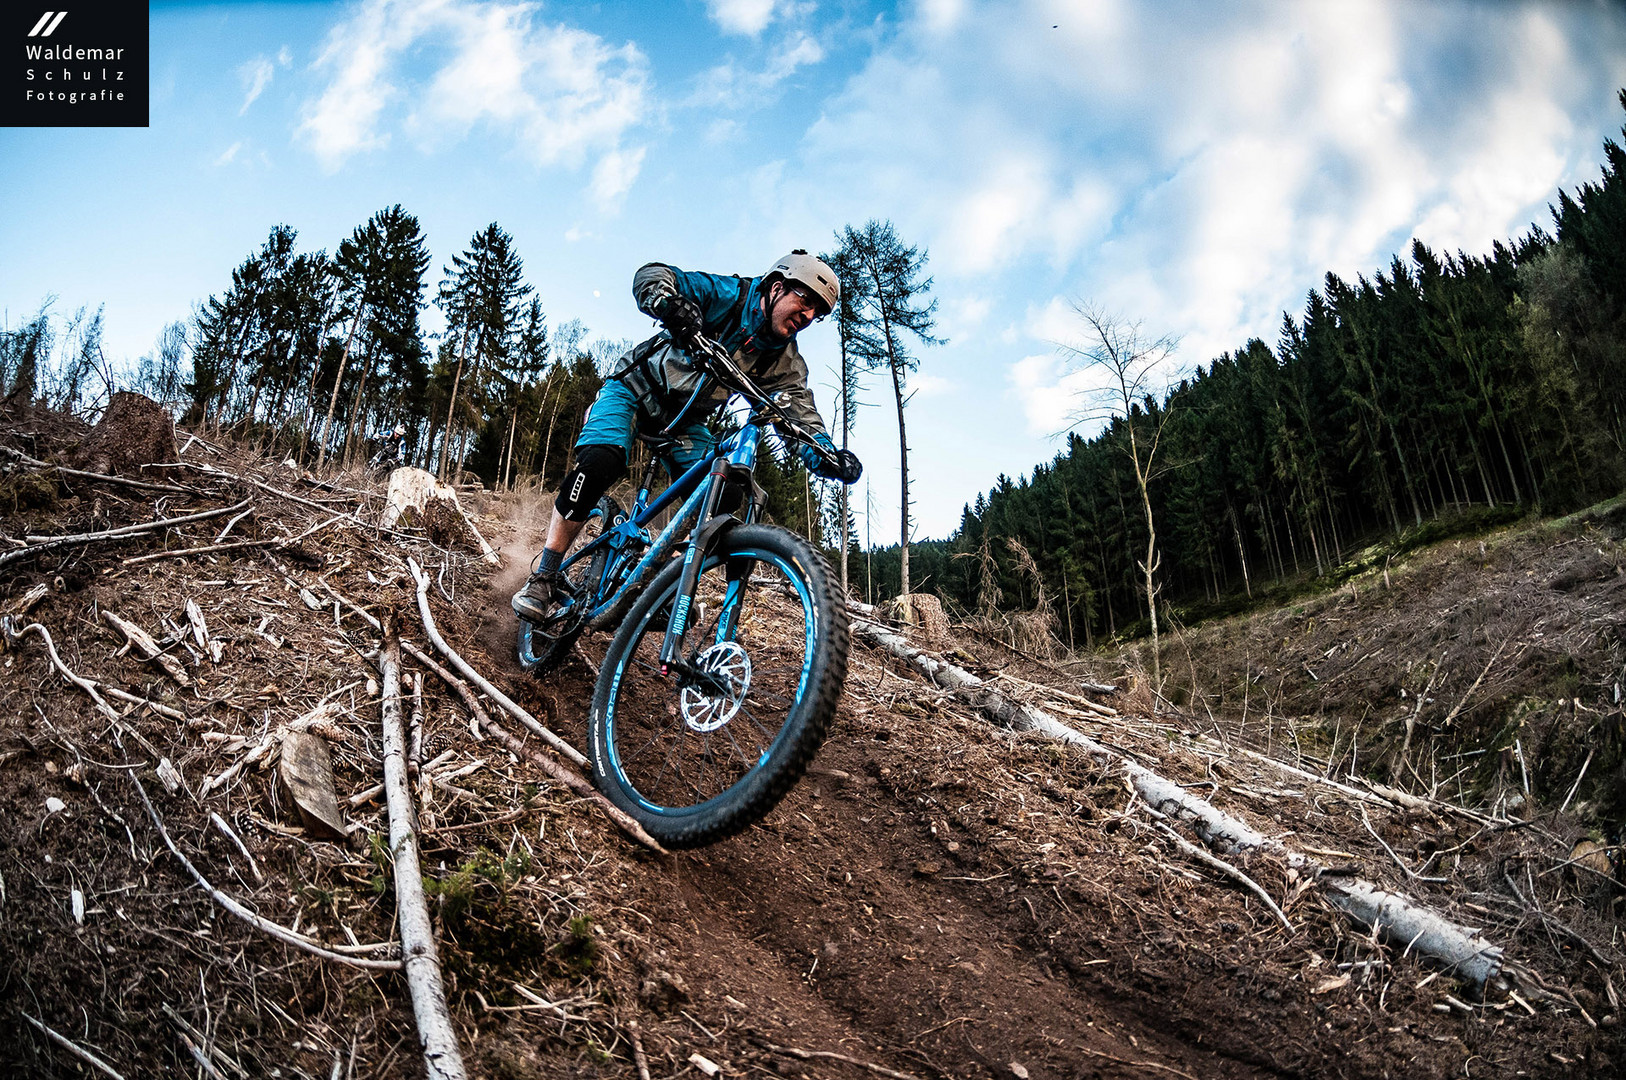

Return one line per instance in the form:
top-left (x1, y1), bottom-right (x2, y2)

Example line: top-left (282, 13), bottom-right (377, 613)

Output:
top-left (512, 251), bottom-right (863, 622)
top-left (371, 424), bottom-right (407, 470)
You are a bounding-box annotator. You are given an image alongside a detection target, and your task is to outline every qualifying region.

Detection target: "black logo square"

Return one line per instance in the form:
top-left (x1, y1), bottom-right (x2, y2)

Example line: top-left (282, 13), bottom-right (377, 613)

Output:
top-left (2, 1), bottom-right (149, 127)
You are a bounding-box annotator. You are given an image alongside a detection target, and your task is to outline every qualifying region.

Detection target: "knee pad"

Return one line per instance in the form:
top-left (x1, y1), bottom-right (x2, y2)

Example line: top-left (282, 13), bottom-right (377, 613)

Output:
top-left (556, 444), bottom-right (626, 522)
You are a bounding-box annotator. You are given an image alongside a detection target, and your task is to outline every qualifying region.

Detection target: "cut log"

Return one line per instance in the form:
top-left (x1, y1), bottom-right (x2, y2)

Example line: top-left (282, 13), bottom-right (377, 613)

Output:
top-left (279, 730), bottom-right (347, 839)
top-left (380, 468), bottom-right (498, 565)
top-left (100, 609), bottom-right (192, 686)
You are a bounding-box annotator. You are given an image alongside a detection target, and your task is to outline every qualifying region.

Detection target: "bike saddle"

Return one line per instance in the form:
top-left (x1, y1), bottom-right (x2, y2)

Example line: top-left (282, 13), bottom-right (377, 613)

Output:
top-left (636, 432), bottom-right (684, 456)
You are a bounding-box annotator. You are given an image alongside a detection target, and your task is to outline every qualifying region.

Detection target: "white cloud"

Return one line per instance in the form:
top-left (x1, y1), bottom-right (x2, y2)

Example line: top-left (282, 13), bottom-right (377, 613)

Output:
top-left (590, 146), bottom-right (647, 211)
top-left (299, 0), bottom-right (649, 197)
top-left (792, 0), bottom-right (1621, 381)
top-left (214, 141), bottom-right (243, 166)
top-left (706, 0), bottom-right (781, 37)
top-left (691, 32), bottom-right (826, 110)
top-left (909, 372), bottom-right (955, 398)
top-left (1008, 351), bottom-right (1102, 437)
top-left (239, 57), bottom-right (276, 114)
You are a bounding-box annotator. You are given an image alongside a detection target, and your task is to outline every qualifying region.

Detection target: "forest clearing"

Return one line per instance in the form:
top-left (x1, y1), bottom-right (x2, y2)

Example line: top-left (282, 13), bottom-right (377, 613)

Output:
top-left (1, 397), bottom-right (1620, 1079)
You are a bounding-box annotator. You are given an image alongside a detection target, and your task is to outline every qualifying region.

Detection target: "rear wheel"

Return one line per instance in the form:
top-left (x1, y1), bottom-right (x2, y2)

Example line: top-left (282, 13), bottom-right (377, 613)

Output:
top-left (517, 496), bottom-right (624, 676)
top-left (588, 524), bottom-right (848, 848)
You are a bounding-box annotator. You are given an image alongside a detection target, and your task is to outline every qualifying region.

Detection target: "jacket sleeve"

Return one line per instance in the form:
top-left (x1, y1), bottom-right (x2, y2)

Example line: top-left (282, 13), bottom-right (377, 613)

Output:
top-left (632, 263), bottom-right (745, 336)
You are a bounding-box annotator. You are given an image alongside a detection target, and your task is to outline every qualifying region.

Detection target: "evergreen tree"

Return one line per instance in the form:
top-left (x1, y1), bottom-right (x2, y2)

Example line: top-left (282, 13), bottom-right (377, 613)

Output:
top-left (834, 220), bottom-right (941, 598)
top-left (435, 223), bottom-right (533, 479)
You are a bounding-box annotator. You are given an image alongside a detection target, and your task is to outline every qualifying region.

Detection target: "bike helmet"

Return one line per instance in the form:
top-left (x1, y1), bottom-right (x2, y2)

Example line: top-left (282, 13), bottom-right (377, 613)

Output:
top-left (765, 250), bottom-right (840, 317)
top-left (392, 424), bottom-right (406, 437)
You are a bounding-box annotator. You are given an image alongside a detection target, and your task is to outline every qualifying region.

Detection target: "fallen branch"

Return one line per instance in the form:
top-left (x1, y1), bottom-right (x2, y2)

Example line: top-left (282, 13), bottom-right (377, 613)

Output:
top-left (378, 626), bottom-right (468, 1080)
top-left (0, 444), bottom-right (199, 495)
top-left (101, 609), bottom-right (192, 686)
top-left (323, 578), bottom-right (665, 853)
top-left (627, 1018), bottom-right (653, 1080)
top-left (122, 512), bottom-right (349, 565)
top-left (1155, 822), bottom-right (1293, 931)
top-left (853, 617), bottom-right (1507, 990)
top-left (474, 710), bottom-right (666, 855)
top-left (401, 642), bottom-right (493, 738)
top-left (2, 616), bottom-right (122, 722)
top-left (1, 496), bottom-right (253, 570)
top-left (20, 1012), bottom-right (127, 1080)
top-left (127, 757), bottom-right (402, 969)
top-left (754, 1040), bottom-right (922, 1080)
top-left (405, 557), bottom-right (587, 769)
top-left (3, 616), bottom-right (400, 968)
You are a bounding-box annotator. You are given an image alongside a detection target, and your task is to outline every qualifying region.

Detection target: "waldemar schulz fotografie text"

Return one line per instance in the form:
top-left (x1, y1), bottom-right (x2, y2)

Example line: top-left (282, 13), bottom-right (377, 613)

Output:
top-left (4, 5), bottom-right (148, 127)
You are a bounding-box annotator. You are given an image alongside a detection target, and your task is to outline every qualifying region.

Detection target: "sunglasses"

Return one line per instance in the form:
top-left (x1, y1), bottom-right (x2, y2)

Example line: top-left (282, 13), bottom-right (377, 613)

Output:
top-left (784, 284), bottom-right (827, 318)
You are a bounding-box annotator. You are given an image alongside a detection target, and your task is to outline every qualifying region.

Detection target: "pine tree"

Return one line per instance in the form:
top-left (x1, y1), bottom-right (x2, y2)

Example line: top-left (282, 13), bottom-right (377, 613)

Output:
top-left (435, 223), bottom-right (533, 480)
top-left (834, 220), bottom-right (941, 598)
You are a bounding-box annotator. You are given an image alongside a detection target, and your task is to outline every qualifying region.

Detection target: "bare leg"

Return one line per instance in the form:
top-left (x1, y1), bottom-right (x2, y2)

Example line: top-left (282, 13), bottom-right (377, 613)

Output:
top-left (543, 506), bottom-right (586, 557)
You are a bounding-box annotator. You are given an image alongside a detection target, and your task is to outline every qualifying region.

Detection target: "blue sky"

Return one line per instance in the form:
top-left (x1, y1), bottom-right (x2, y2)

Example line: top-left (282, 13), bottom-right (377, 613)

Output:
top-left (4, 0), bottom-right (1626, 542)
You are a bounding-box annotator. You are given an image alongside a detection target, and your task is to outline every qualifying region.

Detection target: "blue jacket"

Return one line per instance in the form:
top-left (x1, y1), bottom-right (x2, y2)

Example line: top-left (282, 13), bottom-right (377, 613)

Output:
top-left (614, 263), bottom-right (829, 441)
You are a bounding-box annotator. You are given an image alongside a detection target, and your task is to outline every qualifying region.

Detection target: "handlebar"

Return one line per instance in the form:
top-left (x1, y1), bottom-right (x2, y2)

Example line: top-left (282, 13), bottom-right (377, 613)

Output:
top-left (681, 332), bottom-right (841, 470)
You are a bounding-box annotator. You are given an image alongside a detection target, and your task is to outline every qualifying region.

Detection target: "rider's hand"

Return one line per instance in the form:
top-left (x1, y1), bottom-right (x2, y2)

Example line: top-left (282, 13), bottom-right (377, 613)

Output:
top-left (652, 292), bottom-right (703, 346)
top-left (801, 436), bottom-right (863, 484)
top-left (827, 449), bottom-right (863, 484)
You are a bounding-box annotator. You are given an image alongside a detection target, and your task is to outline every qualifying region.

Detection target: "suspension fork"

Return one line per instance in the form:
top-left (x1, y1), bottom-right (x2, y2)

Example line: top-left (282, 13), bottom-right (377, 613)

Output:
top-left (658, 456), bottom-right (732, 669)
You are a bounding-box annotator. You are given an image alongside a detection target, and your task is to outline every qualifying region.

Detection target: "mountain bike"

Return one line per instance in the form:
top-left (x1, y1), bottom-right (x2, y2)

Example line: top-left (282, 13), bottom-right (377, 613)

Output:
top-left (516, 333), bottom-right (850, 848)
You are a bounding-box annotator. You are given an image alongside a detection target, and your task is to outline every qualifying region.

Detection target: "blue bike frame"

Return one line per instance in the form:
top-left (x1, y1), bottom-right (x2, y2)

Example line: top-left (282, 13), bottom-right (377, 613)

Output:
top-left (560, 417), bottom-right (765, 633)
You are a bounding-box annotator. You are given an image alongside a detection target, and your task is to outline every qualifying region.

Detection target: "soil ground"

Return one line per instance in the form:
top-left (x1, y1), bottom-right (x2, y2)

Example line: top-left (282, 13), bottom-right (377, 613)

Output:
top-left (1, 403), bottom-right (1622, 1079)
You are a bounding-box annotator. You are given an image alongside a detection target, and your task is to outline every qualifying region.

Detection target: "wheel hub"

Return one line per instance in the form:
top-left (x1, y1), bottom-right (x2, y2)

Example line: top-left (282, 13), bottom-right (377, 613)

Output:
top-left (680, 641), bottom-right (751, 732)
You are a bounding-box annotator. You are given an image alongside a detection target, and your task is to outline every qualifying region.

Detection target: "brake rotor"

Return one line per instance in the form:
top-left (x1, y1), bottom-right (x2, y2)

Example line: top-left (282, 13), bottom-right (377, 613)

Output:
top-left (680, 640), bottom-right (752, 733)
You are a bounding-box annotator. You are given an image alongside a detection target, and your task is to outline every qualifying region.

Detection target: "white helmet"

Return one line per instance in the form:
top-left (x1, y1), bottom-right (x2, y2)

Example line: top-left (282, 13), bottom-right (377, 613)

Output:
top-left (392, 424), bottom-right (406, 437)
top-left (766, 250), bottom-right (840, 316)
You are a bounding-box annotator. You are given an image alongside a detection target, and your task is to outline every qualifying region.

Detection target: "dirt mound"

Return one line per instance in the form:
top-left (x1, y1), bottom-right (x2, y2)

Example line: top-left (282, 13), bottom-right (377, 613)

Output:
top-left (73, 390), bottom-right (178, 477)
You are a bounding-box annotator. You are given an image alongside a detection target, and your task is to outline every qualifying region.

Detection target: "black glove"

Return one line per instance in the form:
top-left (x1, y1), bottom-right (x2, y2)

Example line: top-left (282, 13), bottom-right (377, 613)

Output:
top-left (822, 448), bottom-right (862, 485)
top-left (652, 292), bottom-right (703, 345)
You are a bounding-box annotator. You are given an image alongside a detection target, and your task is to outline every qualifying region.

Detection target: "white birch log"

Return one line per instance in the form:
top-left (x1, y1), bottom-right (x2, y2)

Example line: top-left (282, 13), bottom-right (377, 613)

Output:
top-left (378, 628), bottom-right (468, 1080)
top-left (851, 617), bottom-right (1507, 990)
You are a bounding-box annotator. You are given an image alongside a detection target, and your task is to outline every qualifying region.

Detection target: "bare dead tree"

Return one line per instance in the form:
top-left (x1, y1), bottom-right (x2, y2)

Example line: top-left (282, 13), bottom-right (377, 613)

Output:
top-left (1058, 303), bottom-right (1179, 686)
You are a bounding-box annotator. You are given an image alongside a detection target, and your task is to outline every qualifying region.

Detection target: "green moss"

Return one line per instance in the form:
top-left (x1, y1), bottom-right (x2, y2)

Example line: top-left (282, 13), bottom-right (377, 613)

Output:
top-left (0, 469), bottom-right (59, 511)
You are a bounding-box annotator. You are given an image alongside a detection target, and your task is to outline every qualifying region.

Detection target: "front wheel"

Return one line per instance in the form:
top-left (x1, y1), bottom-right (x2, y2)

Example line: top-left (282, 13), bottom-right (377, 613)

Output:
top-left (588, 524), bottom-right (849, 848)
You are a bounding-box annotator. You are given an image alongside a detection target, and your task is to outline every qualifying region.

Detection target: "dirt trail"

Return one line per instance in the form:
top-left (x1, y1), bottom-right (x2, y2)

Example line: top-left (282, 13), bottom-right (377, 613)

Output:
top-left (1, 410), bottom-right (1621, 1079)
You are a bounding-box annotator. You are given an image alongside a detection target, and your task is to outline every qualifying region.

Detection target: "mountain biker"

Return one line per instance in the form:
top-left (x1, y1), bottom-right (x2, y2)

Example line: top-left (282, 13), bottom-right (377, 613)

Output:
top-left (512, 250), bottom-right (864, 623)
top-left (372, 424), bottom-right (407, 470)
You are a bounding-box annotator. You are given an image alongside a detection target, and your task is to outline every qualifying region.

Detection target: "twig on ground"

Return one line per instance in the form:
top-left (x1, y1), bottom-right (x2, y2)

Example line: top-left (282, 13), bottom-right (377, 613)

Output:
top-left (1, 496), bottom-right (253, 570)
top-left (0, 444), bottom-right (200, 495)
top-left (1559, 748), bottom-right (1594, 815)
top-left (475, 710), bottom-right (667, 855)
top-left (1155, 822), bottom-right (1294, 932)
top-left (405, 557), bottom-right (588, 767)
top-left (20, 1012), bottom-right (127, 1080)
top-left (123, 512), bottom-right (349, 565)
top-left (1440, 638), bottom-right (1509, 730)
top-left (210, 812), bottom-right (265, 885)
top-left (8, 618), bottom-right (401, 966)
top-left (753, 1040), bottom-right (923, 1080)
top-left (626, 1018), bottom-right (653, 1080)
top-left (128, 759), bottom-right (402, 968)
top-left (1358, 804), bottom-right (1451, 885)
